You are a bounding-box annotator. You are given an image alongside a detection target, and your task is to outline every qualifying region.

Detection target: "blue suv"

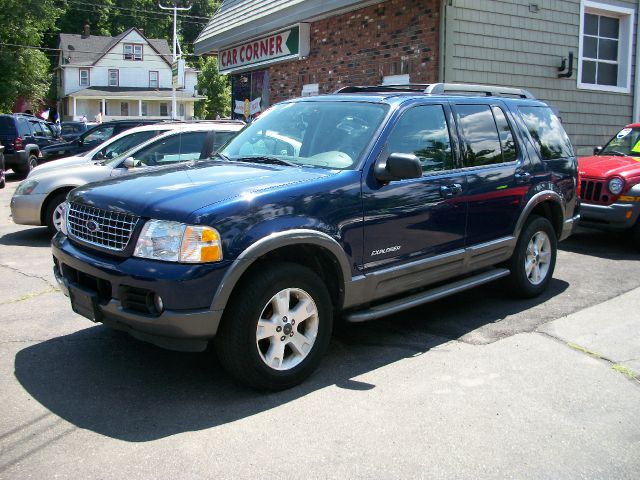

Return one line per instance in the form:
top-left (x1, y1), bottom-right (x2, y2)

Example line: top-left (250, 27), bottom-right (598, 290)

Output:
top-left (52, 83), bottom-right (580, 390)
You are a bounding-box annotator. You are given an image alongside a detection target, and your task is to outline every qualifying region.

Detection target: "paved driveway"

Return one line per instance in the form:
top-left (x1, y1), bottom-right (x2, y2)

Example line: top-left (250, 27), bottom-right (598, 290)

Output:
top-left (1, 173), bottom-right (639, 479)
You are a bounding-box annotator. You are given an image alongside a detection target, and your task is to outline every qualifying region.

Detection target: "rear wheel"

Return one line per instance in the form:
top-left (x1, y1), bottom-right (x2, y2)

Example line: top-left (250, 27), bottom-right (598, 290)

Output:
top-left (215, 262), bottom-right (333, 390)
top-left (44, 192), bottom-right (68, 234)
top-left (14, 154), bottom-right (39, 177)
top-left (507, 215), bottom-right (557, 298)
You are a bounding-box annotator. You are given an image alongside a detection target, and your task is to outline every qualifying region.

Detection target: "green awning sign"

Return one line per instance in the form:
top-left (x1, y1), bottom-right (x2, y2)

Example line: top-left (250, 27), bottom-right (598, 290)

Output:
top-left (219, 24), bottom-right (310, 74)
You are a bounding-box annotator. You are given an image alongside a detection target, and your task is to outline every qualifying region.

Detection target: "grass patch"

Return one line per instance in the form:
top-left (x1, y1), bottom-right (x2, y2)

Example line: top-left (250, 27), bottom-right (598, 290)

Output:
top-left (612, 364), bottom-right (638, 379)
top-left (567, 342), bottom-right (602, 358)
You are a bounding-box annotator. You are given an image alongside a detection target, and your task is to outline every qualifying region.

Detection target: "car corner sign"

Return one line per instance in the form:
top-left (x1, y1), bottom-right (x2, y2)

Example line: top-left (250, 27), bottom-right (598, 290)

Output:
top-left (219, 24), bottom-right (310, 74)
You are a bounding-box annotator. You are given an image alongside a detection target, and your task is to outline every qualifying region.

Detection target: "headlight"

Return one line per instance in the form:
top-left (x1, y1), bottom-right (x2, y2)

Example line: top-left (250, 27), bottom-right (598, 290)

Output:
top-left (133, 220), bottom-right (222, 263)
top-left (608, 177), bottom-right (624, 195)
top-left (15, 179), bottom-right (39, 195)
top-left (59, 201), bottom-right (69, 236)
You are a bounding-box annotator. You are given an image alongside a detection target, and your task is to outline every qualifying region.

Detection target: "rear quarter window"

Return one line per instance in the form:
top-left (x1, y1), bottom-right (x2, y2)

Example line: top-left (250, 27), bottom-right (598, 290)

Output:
top-left (518, 106), bottom-right (574, 160)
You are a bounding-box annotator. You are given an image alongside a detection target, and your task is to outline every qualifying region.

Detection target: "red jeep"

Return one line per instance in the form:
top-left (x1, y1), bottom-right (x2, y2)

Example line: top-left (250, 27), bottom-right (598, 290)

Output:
top-left (578, 123), bottom-right (640, 246)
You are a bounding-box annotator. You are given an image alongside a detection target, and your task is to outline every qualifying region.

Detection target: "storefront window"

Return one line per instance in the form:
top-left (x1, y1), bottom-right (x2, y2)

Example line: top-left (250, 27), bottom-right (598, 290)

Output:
top-left (231, 70), bottom-right (270, 122)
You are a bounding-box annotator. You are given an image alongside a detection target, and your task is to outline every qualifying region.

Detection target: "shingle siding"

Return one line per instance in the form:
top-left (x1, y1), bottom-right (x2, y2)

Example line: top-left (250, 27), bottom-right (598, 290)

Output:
top-left (446, 0), bottom-right (638, 154)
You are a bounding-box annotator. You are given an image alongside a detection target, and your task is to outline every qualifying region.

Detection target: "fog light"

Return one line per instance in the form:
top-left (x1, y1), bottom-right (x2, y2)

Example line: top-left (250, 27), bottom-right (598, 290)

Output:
top-left (153, 294), bottom-right (164, 314)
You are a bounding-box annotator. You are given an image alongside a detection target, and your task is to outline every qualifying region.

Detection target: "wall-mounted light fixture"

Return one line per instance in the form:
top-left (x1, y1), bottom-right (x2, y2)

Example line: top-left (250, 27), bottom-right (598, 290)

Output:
top-left (558, 51), bottom-right (574, 78)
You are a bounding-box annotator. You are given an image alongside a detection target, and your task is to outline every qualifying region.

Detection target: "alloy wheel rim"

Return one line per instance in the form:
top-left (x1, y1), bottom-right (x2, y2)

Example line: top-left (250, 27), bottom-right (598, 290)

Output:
top-left (52, 203), bottom-right (65, 232)
top-left (525, 231), bottom-right (551, 285)
top-left (255, 287), bottom-right (319, 371)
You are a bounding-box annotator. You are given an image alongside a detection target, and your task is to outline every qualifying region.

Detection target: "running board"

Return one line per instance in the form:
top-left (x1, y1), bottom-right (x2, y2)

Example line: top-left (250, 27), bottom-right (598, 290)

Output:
top-left (344, 268), bottom-right (511, 323)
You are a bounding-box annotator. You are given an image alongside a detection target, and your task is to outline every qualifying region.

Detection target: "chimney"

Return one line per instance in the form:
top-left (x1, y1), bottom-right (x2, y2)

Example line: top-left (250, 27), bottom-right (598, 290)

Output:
top-left (82, 23), bottom-right (90, 38)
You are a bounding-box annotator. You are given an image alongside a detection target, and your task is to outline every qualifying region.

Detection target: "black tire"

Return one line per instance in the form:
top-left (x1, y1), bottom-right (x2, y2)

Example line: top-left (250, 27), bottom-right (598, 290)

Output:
top-left (507, 215), bottom-right (557, 298)
top-left (631, 221), bottom-right (640, 251)
top-left (215, 262), bottom-right (333, 390)
top-left (14, 153), bottom-right (39, 177)
top-left (44, 192), bottom-right (68, 235)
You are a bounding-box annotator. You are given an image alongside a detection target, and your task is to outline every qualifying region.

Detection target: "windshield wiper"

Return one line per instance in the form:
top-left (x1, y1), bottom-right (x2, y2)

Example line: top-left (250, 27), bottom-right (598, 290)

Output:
top-left (607, 150), bottom-right (630, 157)
top-left (234, 156), bottom-right (297, 167)
top-left (211, 151), bottom-right (231, 162)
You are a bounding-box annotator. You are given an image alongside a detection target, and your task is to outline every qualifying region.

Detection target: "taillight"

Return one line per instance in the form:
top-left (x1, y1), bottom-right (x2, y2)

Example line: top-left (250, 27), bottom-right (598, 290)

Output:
top-left (14, 137), bottom-right (23, 150)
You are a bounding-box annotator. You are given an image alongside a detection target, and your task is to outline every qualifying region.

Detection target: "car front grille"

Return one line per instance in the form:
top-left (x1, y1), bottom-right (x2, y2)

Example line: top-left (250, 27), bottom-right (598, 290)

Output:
top-left (67, 203), bottom-right (138, 251)
top-left (580, 178), bottom-right (611, 204)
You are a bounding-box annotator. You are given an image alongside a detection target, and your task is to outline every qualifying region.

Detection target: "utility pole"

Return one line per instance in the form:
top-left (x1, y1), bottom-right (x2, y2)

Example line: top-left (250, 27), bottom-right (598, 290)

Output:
top-left (158, 2), bottom-right (191, 119)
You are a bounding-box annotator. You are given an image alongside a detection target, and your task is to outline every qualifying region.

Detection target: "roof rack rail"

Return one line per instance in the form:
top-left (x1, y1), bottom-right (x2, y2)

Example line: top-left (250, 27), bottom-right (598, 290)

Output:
top-left (424, 83), bottom-right (535, 99)
top-left (335, 83), bottom-right (535, 99)
top-left (182, 119), bottom-right (246, 124)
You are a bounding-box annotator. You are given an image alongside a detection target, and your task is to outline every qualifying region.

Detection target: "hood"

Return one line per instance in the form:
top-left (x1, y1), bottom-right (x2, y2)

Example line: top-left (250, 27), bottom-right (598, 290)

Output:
top-left (68, 161), bottom-right (338, 221)
top-left (29, 155), bottom-right (92, 177)
top-left (578, 155), bottom-right (640, 179)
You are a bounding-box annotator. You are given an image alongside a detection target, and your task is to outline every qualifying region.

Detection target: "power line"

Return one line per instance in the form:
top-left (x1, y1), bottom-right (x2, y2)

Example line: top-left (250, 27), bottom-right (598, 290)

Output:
top-left (60, 1), bottom-right (209, 25)
top-left (66, 0), bottom-right (212, 20)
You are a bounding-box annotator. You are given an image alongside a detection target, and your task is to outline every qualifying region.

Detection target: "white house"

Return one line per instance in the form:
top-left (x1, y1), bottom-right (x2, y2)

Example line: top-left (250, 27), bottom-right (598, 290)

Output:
top-left (56, 26), bottom-right (204, 121)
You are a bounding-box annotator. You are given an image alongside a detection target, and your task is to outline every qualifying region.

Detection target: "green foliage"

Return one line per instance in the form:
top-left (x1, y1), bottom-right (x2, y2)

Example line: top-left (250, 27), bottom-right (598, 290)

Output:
top-left (0, 0), bottom-right (226, 112)
top-left (0, 0), bottom-right (62, 111)
top-left (195, 56), bottom-right (231, 119)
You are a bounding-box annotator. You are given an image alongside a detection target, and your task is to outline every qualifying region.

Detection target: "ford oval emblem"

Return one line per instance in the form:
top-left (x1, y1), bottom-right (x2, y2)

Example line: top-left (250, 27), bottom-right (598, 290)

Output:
top-left (86, 220), bottom-right (100, 233)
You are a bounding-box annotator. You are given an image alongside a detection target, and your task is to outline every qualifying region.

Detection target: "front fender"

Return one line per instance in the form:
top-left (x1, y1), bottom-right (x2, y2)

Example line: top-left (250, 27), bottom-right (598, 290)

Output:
top-left (209, 229), bottom-right (352, 314)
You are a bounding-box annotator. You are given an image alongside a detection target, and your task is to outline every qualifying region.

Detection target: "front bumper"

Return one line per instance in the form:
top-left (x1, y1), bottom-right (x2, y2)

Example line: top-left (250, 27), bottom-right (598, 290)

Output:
top-left (52, 234), bottom-right (229, 352)
top-left (10, 193), bottom-right (45, 226)
top-left (579, 201), bottom-right (640, 231)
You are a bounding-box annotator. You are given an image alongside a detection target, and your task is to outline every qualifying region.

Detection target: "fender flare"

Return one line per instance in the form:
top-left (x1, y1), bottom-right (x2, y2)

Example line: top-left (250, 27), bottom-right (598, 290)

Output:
top-left (514, 190), bottom-right (565, 238)
top-left (209, 229), bottom-right (352, 313)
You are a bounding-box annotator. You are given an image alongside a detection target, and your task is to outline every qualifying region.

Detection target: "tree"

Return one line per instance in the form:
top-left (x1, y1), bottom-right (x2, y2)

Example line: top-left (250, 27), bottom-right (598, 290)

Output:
top-left (195, 56), bottom-right (230, 119)
top-left (0, 0), bottom-right (62, 111)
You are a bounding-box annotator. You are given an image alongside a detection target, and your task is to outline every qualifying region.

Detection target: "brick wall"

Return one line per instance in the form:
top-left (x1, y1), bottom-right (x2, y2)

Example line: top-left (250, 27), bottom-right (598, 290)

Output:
top-left (268, 0), bottom-right (441, 103)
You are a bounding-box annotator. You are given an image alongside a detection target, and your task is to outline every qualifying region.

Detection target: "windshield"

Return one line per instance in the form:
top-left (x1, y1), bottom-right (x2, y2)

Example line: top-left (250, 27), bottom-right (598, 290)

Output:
top-left (220, 101), bottom-right (389, 169)
top-left (601, 127), bottom-right (640, 156)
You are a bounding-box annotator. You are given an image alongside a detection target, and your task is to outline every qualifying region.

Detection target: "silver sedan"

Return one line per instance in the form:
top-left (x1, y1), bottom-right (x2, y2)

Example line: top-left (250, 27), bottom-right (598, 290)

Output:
top-left (11, 121), bottom-right (243, 233)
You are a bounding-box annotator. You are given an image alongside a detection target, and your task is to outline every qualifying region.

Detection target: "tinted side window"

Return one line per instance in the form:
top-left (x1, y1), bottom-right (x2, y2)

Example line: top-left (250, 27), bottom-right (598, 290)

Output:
top-left (386, 105), bottom-right (454, 173)
top-left (30, 122), bottom-right (44, 136)
top-left (518, 106), bottom-right (574, 159)
top-left (17, 119), bottom-right (32, 137)
top-left (491, 106), bottom-right (517, 162)
top-left (40, 123), bottom-right (53, 138)
top-left (455, 105), bottom-right (502, 167)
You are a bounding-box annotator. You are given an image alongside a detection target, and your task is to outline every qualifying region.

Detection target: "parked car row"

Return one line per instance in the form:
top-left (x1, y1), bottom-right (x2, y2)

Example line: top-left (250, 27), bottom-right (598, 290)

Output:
top-left (11, 120), bottom-right (244, 233)
top-left (4, 82), bottom-right (636, 391)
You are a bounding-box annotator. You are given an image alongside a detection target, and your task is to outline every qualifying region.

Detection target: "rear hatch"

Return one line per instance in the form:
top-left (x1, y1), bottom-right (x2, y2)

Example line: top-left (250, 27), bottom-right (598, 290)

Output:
top-left (0, 117), bottom-right (17, 153)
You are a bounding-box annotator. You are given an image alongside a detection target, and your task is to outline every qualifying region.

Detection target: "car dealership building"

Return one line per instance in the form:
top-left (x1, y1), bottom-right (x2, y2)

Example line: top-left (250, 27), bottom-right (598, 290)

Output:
top-left (195, 0), bottom-right (640, 154)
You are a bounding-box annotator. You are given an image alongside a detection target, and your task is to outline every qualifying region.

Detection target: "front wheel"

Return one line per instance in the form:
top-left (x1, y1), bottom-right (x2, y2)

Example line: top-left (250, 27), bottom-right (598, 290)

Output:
top-left (215, 262), bottom-right (333, 390)
top-left (507, 215), bottom-right (557, 298)
top-left (44, 192), bottom-right (68, 234)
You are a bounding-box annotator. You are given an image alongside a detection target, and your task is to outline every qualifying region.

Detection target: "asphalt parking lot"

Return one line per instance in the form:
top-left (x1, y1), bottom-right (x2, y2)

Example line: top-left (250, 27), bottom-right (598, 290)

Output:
top-left (1, 172), bottom-right (639, 479)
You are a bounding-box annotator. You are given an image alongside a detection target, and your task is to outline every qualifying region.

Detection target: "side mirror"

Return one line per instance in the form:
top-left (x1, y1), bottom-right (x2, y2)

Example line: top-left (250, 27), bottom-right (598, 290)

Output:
top-left (593, 146), bottom-right (603, 155)
top-left (374, 153), bottom-right (422, 182)
top-left (123, 157), bottom-right (136, 169)
top-left (94, 151), bottom-right (104, 160)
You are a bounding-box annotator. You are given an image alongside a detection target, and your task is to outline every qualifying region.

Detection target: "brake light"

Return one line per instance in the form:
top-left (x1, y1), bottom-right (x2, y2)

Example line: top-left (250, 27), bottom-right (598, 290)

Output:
top-left (14, 137), bottom-right (23, 150)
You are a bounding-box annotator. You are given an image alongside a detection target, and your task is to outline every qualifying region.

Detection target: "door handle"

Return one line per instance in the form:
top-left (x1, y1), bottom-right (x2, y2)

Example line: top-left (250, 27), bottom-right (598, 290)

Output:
top-left (440, 183), bottom-right (463, 198)
top-left (515, 172), bottom-right (532, 184)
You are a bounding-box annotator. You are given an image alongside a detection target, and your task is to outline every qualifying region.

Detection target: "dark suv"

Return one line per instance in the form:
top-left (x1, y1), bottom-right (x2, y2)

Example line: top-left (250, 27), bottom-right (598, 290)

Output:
top-left (41, 120), bottom-right (166, 160)
top-left (52, 83), bottom-right (580, 390)
top-left (0, 114), bottom-right (62, 176)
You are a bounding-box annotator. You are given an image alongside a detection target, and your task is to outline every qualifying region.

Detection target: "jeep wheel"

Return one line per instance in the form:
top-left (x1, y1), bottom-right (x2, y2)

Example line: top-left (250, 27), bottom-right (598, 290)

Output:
top-left (507, 215), bottom-right (557, 298)
top-left (215, 262), bottom-right (333, 390)
top-left (44, 192), bottom-right (68, 234)
top-left (14, 154), bottom-right (39, 177)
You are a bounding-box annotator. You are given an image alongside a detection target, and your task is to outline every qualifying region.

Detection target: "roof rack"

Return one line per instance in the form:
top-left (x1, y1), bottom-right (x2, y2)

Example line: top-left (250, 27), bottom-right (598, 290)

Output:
top-left (335, 82), bottom-right (535, 99)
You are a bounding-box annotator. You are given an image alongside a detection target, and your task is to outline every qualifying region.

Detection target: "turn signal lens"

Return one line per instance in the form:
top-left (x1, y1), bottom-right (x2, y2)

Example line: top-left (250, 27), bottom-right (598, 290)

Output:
top-left (179, 226), bottom-right (222, 263)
